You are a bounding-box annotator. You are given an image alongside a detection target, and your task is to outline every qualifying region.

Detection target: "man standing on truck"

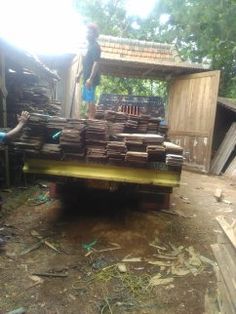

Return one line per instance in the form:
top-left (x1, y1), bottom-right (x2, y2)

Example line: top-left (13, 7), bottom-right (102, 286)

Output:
top-left (77, 23), bottom-right (101, 119)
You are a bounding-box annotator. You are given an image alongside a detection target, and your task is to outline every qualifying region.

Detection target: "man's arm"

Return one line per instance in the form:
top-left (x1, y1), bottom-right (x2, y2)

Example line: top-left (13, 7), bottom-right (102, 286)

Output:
top-left (86, 44), bottom-right (101, 88)
top-left (5, 111), bottom-right (30, 141)
top-left (85, 62), bottom-right (99, 88)
top-left (76, 69), bottom-right (83, 83)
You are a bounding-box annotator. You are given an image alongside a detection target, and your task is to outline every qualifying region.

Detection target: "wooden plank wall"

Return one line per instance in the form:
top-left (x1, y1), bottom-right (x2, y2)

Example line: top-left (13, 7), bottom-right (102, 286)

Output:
top-left (64, 55), bottom-right (82, 119)
top-left (210, 122), bottom-right (236, 175)
top-left (168, 71), bottom-right (220, 172)
top-left (211, 216), bottom-right (236, 313)
top-left (225, 156), bottom-right (236, 177)
top-left (169, 135), bottom-right (209, 172)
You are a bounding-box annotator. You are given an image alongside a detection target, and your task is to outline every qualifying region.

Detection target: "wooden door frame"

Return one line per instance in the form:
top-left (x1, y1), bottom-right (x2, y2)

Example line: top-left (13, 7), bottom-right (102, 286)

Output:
top-left (167, 70), bottom-right (220, 172)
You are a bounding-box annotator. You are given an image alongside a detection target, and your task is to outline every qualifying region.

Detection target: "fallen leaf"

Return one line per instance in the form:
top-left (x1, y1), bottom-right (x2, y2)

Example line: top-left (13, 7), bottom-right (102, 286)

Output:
top-left (186, 246), bottom-right (202, 267)
top-left (117, 263), bottom-right (127, 273)
top-left (149, 274), bottom-right (174, 287)
top-left (199, 255), bottom-right (217, 268)
top-left (29, 275), bottom-right (44, 284)
top-left (222, 199), bottom-right (232, 205)
top-left (148, 260), bottom-right (172, 266)
top-left (122, 257), bottom-right (142, 262)
top-left (171, 266), bottom-right (190, 276)
top-left (30, 230), bottom-right (41, 238)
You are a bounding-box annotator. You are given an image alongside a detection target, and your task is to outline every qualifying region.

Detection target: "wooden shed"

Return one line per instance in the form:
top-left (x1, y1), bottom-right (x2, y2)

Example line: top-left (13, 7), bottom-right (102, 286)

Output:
top-left (98, 36), bottom-right (221, 174)
top-left (211, 97), bottom-right (236, 176)
top-left (0, 38), bottom-right (59, 185)
top-left (47, 35), bottom-right (220, 173)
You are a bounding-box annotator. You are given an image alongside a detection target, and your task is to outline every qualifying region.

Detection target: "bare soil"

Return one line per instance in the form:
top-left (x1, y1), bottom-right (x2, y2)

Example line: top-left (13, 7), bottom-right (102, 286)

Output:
top-left (0, 171), bottom-right (236, 314)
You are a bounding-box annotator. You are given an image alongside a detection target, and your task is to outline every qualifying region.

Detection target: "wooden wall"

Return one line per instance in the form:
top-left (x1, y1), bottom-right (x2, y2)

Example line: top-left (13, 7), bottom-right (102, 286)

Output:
top-left (63, 55), bottom-right (82, 118)
top-left (168, 71), bottom-right (220, 172)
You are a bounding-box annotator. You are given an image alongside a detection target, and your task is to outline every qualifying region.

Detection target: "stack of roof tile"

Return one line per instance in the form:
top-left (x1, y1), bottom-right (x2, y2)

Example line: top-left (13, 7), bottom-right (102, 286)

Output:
top-left (126, 152), bottom-right (148, 164)
top-left (7, 72), bottom-right (61, 127)
top-left (107, 141), bottom-right (127, 163)
top-left (109, 123), bottom-right (125, 136)
top-left (147, 117), bottom-right (161, 134)
top-left (125, 119), bottom-right (138, 132)
top-left (147, 145), bottom-right (166, 162)
top-left (60, 121), bottom-right (86, 159)
top-left (166, 154), bottom-right (184, 167)
top-left (164, 142), bottom-right (184, 167)
top-left (40, 144), bottom-right (61, 159)
top-left (137, 114), bottom-right (150, 133)
top-left (9, 111), bottom-right (184, 170)
top-left (94, 109), bottom-right (105, 120)
top-left (164, 142), bottom-right (183, 155)
top-left (85, 120), bottom-right (108, 162)
top-left (159, 123), bottom-right (169, 140)
top-left (46, 116), bottom-right (67, 129)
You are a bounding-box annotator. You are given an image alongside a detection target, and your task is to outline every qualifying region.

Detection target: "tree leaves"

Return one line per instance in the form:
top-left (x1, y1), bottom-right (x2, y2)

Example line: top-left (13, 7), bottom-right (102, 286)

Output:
top-left (75, 0), bottom-right (236, 98)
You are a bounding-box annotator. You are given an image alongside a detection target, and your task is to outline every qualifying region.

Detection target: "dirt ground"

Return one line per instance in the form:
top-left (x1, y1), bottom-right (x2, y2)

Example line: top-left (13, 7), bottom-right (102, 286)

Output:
top-left (0, 170), bottom-right (236, 314)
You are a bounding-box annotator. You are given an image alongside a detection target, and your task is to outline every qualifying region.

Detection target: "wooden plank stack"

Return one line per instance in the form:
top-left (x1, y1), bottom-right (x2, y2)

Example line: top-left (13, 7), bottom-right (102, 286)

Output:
top-left (166, 154), bottom-right (184, 167)
top-left (125, 119), bottom-right (138, 132)
top-left (94, 109), bottom-right (105, 120)
top-left (95, 109), bottom-right (169, 138)
top-left (147, 117), bottom-right (161, 134)
top-left (164, 142), bottom-right (184, 155)
top-left (41, 144), bottom-right (61, 159)
top-left (211, 216), bottom-right (236, 314)
top-left (159, 123), bottom-right (169, 140)
top-left (126, 152), bottom-right (148, 165)
top-left (164, 142), bottom-right (184, 167)
top-left (85, 120), bottom-right (108, 162)
top-left (46, 116), bottom-right (67, 129)
top-left (104, 110), bottom-right (127, 123)
top-left (137, 114), bottom-right (149, 133)
top-left (225, 156), bottom-right (236, 177)
top-left (109, 122), bottom-right (125, 136)
top-left (147, 145), bottom-right (166, 162)
top-left (7, 72), bottom-right (61, 127)
top-left (211, 122), bottom-right (236, 175)
top-left (106, 141), bottom-right (127, 162)
top-left (11, 113), bottom-right (47, 154)
top-left (60, 120), bottom-right (86, 159)
top-left (10, 112), bottom-right (184, 170)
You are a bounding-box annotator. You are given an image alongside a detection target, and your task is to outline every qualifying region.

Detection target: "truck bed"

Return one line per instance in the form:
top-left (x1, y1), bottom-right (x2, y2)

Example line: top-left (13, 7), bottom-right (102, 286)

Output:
top-left (23, 159), bottom-right (181, 188)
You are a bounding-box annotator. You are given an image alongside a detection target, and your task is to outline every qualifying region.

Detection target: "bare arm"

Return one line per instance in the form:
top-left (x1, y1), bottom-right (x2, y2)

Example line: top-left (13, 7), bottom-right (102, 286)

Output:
top-left (85, 62), bottom-right (99, 88)
top-left (6, 111), bottom-right (30, 141)
top-left (76, 69), bottom-right (83, 83)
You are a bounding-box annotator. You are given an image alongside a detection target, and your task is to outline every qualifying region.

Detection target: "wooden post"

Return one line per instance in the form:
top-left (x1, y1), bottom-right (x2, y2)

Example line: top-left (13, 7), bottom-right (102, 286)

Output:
top-left (0, 50), bottom-right (10, 186)
top-left (72, 55), bottom-right (83, 119)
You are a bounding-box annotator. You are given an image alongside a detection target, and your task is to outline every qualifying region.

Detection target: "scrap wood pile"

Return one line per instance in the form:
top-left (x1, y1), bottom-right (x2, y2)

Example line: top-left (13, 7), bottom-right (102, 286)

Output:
top-left (98, 94), bottom-right (165, 117)
top-left (10, 111), bottom-right (184, 169)
top-left (6, 69), bottom-right (61, 127)
top-left (74, 238), bottom-right (216, 299)
top-left (211, 122), bottom-right (236, 176)
top-left (86, 120), bottom-right (108, 162)
top-left (95, 109), bottom-right (165, 137)
top-left (211, 216), bottom-right (236, 313)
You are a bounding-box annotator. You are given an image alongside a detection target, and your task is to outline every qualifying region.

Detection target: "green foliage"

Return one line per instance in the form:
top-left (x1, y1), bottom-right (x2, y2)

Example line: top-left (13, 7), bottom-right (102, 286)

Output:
top-left (75, 0), bottom-right (236, 98)
top-left (75, 0), bottom-right (167, 99)
top-left (146, 0), bottom-right (236, 97)
top-left (97, 77), bottom-right (167, 98)
top-left (75, 0), bottom-right (133, 37)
